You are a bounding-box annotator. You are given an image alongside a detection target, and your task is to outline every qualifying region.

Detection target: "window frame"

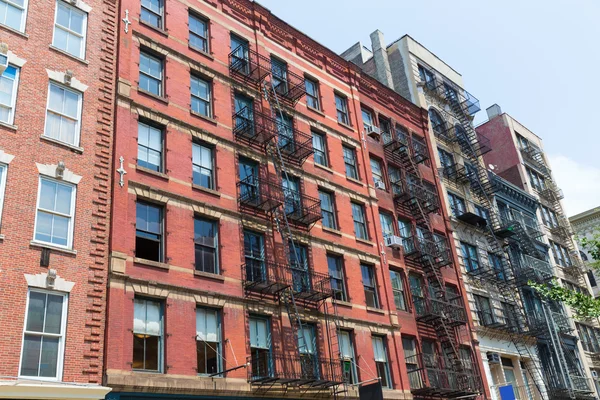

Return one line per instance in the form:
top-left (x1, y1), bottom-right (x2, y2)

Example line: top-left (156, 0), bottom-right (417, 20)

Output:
top-left (370, 157), bottom-right (385, 189)
top-left (447, 191), bottom-right (466, 218)
top-left (132, 297), bottom-right (164, 372)
top-left (311, 130), bottom-right (328, 167)
top-left (305, 77), bottom-right (320, 110)
top-left (139, 51), bottom-right (164, 97)
top-left (44, 81), bottom-right (83, 147)
top-left (318, 189), bottom-right (337, 230)
top-left (372, 335), bottom-right (392, 388)
top-left (379, 211), bottom-right (395, 239)
top-left (33, 176), bottom-right (77, 249)
top-left (135, 200), bottom-right (164, 263)
top-left (0, 162), bottom-right (7, 229)
top-left (390, 269), bottom-right (407, 311)
top-left (140, 0), bottom-right (164, 29)
top-left (249, 315), bottom-right (272, 379)
top-left (335, 93), bottom-right (350, 125)
top-left (188, 12), bottom-right (210, 53)
top-left (52, 0), bottom-right (88, 59)
top-left (351, 202), bottom-right (368, 240)
top-left (343, 145), bottom-right (358, 180)
top-left (190, 74), bottom-right (212, 118)
top-left (196, 307), bottom-right (221, 376)
top-left (460, 241), bottom-right (479, 272)
top-left (327, 254), bottom-right (347, 302)
top-left (137, 120), bottom-right (164, 172)
top-left (0, 65), bottom-right (20, 125)
top-left (192, 141), bottom-right (215, 189)
top-left (18, 288), bottom-right (69, 381)
top-left (361, 264), bottom-right (379, 308)
top-left (194, 216), bottom-right (219, 274)
top-left (0, 0), bottom-right (29, 33)
top-left (339, 330), bottom-right (357, 384)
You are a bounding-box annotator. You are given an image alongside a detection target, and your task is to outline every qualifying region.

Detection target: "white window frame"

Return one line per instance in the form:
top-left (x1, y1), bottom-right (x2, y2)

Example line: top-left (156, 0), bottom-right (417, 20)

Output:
top-left (52, 0), bottom-right (88, 59)
top-left (43, 81), bottom-right (83, 147)
top-left (0, 65), bottom-right (20, 125)
top-left (0, 0), bottom-right (29, 33)
top-left (0, 163), bottom-right (7, 229)
top-left (18, 288), bottom-right (69, 381)
top-left (33, 176), bottom-right (77, 249)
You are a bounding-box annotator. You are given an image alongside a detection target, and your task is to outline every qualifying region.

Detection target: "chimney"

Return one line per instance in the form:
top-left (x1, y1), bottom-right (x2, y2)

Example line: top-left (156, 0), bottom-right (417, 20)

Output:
top-left (486, 104), bottom-right (502, 120)
top-left (370, 30), bottom-right (394, 89)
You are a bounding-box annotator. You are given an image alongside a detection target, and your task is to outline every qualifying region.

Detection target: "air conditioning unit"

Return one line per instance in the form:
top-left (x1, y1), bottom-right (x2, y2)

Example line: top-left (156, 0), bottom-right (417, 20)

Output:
top-left (385, 235), bottom-right (403, 250)
top-left (366, 125), bottom-right (381, 139)
top-left (374, 180), bottom-right (386, 190)
top-left (592, 370), bottom-right (598, 379)
top-left (487, 352), bottom-right (501, 364)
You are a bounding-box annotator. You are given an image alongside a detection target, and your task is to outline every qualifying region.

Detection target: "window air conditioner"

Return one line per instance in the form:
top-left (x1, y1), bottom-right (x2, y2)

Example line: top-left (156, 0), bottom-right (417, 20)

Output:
top-left (385, 235), bottom-right (403, 250)
top-left (366, 125), bottom-right (381, 139)
top-left (374, 180), bottom-right (386, 190)
top-left (487, 352), bottom-right (501, 364)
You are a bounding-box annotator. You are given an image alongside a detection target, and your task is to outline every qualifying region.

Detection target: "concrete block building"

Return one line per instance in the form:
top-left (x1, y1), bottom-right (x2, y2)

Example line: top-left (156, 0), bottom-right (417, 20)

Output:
top-left (104, 1), bottom-right (485, 399)
top-left (0, 0), bottom-right (117, 398)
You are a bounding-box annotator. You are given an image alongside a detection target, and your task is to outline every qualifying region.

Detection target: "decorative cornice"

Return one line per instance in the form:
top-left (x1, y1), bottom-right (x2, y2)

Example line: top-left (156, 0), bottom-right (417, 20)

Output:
top-left (25, 271), bottom-right (75, 293)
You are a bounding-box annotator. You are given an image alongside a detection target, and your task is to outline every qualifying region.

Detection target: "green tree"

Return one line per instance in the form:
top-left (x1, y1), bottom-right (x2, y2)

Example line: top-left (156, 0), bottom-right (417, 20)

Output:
top-left (580, 228), bottom-right (600, 271)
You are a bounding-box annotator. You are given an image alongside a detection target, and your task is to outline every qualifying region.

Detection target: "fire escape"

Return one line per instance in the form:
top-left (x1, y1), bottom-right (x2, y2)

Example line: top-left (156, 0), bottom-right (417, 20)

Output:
top-left (422, 79), bottom-right (593, 400)
top-left (383, 124), bottom-right (482, 398)
top-left (230, 45), bottom-right (347, 397)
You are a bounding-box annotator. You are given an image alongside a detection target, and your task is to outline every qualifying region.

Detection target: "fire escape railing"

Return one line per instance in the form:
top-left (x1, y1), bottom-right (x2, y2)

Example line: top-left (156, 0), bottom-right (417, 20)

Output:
top-left (238, 175), bottom-right (284, 213)
top-left (405, 355), bottom-right (481, 398)
top-left (421, 79), bottom-right (481, 117)
top-left (520, 145), bottom-right (551, 177)
top-left (439, 163), bottom-right (471, 185)
top-left (232, 108), bottom-right (278, 147)
top-left (283, 192), bottom-right (322, 227)
top-left (270, 69), bottom-right (306, 106)
top-left (412, 294), bottom-right (467, 327)
top-left (513, 254), bottom-right (554, 285)
top-left (229, 46), bottom-right (271, 85)
top-left (276, 126), bottom-right (314, 167)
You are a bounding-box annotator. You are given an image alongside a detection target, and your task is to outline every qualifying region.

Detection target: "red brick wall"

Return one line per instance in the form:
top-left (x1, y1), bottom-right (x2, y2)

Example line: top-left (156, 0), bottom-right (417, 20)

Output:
top-left (0, 0), bottom-right (117, 384)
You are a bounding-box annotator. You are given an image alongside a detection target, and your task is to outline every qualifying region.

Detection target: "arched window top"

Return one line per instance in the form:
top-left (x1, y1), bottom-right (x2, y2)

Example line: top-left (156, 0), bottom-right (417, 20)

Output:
top-left (428, 108), bottom-right (445, 135)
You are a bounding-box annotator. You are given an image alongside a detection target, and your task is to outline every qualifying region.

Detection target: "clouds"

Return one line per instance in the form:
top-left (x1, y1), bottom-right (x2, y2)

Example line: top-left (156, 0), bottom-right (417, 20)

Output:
top-left (548, 155), bottom-right (600, 217)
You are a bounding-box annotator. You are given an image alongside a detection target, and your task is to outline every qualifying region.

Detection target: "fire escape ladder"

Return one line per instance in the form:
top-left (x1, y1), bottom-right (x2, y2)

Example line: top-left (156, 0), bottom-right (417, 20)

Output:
top-left (323, 298), bottom-right (349, 398)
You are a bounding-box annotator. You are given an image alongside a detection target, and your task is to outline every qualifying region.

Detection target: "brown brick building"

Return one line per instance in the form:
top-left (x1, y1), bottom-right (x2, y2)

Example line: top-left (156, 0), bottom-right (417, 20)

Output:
top-left (104, 1), bottom-right (487, 400)
top-left (0, 0), bottom-right (117, 398)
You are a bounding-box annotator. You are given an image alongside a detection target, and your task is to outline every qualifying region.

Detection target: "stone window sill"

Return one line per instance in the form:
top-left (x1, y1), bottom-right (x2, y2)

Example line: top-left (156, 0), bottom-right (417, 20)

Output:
top-left (314, 163), bottom-right (333, 174)
top-left (190, 110), bottom-right (217, 125)
top-left (322, 226), bottom-right (342, 236)
top-left (333, 300), bottom-right (353, 308)
top-left (192, 184), bottom-right (221, 197)
top-left (139, 20), bottom-right (169, 37)
top-left (134, 257), bottom-right (170, 270)
top-left (188, 44), bottom-right (214, 60)
top-left (30, 240), bottom-right (77, 255)
top-left (49, 45), bottom-right (89, 65)
top-left (0, 23), bottom-right (28, 38)
top-left (40, 135), bottom-right (84, 154)
top-left (356, 237), bottom-right (374, 246)
top-left (366, 306), bottom-right (385, 315)
top-left (0, 121), bottom-right (17, 131)
top-left (137, 88), bottom-right (169, 105)
top-left (346, 176), bottom-right (363, 186)
top-left (136, 165), bottom-right (169, 180)
top-left (306, 105), bottom-right (325, 117)
top-left (338, 121), bottom-right (354, 131)
top-left (193, 270), bottom-right (225, 281)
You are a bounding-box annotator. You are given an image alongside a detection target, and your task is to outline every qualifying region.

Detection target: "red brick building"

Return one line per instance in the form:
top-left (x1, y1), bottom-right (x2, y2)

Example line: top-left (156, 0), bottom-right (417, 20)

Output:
top-left (105, 0), bottom-right (486, 399)
top-left (0, 0), bottom-right (117, 399)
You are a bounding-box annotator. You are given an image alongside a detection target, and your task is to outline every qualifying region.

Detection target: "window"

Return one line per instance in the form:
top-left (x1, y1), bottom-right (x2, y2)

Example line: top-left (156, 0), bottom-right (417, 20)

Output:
top-left (194, 217), bottom-right (218, 274)
top-left (196, 307), bottom-right (220, 375)
top-left (372, 336), bottom-right (391, 388)
top-left (526, 167), bottom-right (546, 191)
top-left (0, 0), bottom-right (27, 32)
top-left (298, 324), bottom-right (319, 378)
top-left (351, 202), bottom-right (368, 240)
top-left (339, 331), bottom-right (357, 384)
top-left (305, 77), bottom-right (320, 110)
top-left (230, 34), bottom-right (249, 74)
top-left (0, 65), bottom-right (19, 125)
top-left (189, 13), bottom-right (209, 52)
top-left (370, 158), bottom-right (385, 188)
top-left (428, 109), bottom-right (445, 136)
top-left (328, 254), bottom-right (347, 302)
top-left (289, 242), bottom-right (309, 293)
top-left (343, 146), bottom-right (358, 180)
top-left (192, 142), bottom-right (214, 189)
top-left (271, 57), bottom-right (288, 95)
top-left (361, 264), bottom-right (379, 308)
top-left (418, 65), bottom-right (435, 89)
top-left (541, 206), bottom-right (559, 228)
top-left (44, 82), bottom-right (82, 146)
top-left (319, 190), bottom-right (337, 230)
top-left (551, 241), bottom-right (571, 267)
top-left (282, 174), bottom-right (301, 216)
top-left (53, 1), bottom-right (87, 58)
top-left (474, 295), bottom-right (494, 326)
top-left (135, 201), bottom-right (163, 262)
top-left (0, 163), bottom-right (5, 227)
top-left (438, 148), bottom-right (455, 171)
top-left (335, 93), bottom-right (349, 125)
top-left (390, 270), bottom-right (407, 311)
top-left (398, 218), bottom-right (411, 239)
top-left (34, 178), bottom-right (76, 248)
top-left (20, 290), bottom-right (67, 379)
top-left (362, 108), bottom-right (375, 132)
top-left (139, 52), bottom-right (163, 96)
top-left (133, 298), bottom-right (163, 372)
top-left (460, 242), bottom-right (479, 272)
top-left (389, 166), bottom-right (402, 195)
top-left (447, 192), bottom-right (466, 217)
top-left (137, 122), bottom-right (163, 172)
top-left (488, 252), bottom-right (505, 279)
top-left (191, 75), bottom-right (212, 117)
top-left (403, 337), bottom-right (420, 389)
top-left (276, 113), bottom-right (294, 152)
top-left (379, 212), bottom-right (394, 238)
top-left (141, 0), bottom-right (163, 28)
top-left (474, 204), bottom-right (489, 224)
top-left (249, 316), bottom-right (272, 379)
top-left (244, 230), bottom-right (265, 283)
top-left (502, 302), bottom-right (520, 331)
top-left (312, 131), bottom-right (328, 166)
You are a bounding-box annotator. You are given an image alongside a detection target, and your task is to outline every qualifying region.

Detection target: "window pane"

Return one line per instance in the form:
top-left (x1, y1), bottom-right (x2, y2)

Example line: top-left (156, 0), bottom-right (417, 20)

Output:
top-left (144, 335), bottom-right (160, 370)
top-left (26, 291), bottom-right (46, 332)
top-left (44, 294), bottom-right (64, 334)
top-left (39, 337), bottom-right (59, 377)
top-left (20, 335), bottom-right (42, 376)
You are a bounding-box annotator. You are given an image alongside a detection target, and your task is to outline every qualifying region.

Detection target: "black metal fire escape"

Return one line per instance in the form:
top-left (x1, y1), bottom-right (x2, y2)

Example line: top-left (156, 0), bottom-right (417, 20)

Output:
top-left (230, 45), bottom-right (347, 398)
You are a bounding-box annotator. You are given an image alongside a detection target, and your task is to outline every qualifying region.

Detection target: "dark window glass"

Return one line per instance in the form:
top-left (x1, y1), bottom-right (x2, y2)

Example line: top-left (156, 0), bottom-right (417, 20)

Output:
top-left (194, 217), bottom-right (218, 274)
top-left (136, 201), bottom-right (163, 262)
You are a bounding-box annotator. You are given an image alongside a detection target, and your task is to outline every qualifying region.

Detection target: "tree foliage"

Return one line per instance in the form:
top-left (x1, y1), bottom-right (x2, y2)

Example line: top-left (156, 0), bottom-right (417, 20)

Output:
top-left (580, 228), bottom-right (600, 271)
top-left (528, 279), bottom-right (600, 320)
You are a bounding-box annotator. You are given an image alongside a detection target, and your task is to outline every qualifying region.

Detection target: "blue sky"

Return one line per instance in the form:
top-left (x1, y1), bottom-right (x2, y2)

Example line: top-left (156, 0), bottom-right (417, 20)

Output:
top-left (256, 0), bottom-right (600, 216)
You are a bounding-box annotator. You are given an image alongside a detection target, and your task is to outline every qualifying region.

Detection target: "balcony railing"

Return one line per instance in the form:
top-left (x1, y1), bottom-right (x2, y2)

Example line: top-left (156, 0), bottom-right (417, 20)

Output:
top-left (288, 267), bottom-right (332, 303)
top-left (406, 357), bottom-right (481, 398)
top-left (277, 126), bottom-right (314, 166)
top-left (421, 80), bottom-right (481, 116)
top-left (402, 182), bottom-right (440, 214)
top-left (383, 129), bottom-right (410, 158)
top-left (456, 129), bottom-right (491, 157)
top-left (537, 181), bottom-right (564, 203)
top-left (270, 69), bottom-right (306, 106)
top-left (476, 310), bottom-right (524, 334)
top-left (514, 255), bottom-right (554, 284)
top-left (411, 137), bottom-right (429, 164)
top-left (440, 163), bottom-right (471, 185)
top-left (413, 295), bottom-right (467, 326)
top-left (497, 208), bottom-right (545, 243)
top-left (283, 192), bottom-right (322, 227)
top-left (238, 175), bottom-right (283, 213)
top-left (229, 46), bottom-right (271, 85)
top-left (232, 108), bottom-right (278, 147)
top-left (520, 145), bottom-right (550, 177)
top-left (248, 354), bottom-right (344, 388)
top-left (403, 235), bottom-right (452, 268)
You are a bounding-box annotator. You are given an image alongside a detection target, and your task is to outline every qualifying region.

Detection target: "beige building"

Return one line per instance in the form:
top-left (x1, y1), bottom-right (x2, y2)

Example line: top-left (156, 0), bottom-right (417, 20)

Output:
top-left (570, 207), bottom-right (600, 298)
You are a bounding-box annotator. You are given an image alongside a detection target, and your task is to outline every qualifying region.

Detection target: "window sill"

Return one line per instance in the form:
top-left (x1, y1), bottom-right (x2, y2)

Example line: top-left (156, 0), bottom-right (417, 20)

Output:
top-left (40, 135), bottom-right (84, 154)
top-left (355, 237), bottom-right (374, 246)
top-left (322, 226), bottom-right (342, 236)
top-left (366, 306), bottom-right (385, 314)
top-left (0, 23), bottom-right (29, 38)
top-left (134, 257), bottom-right (170, 270)
top-left (188, 44), bottom-right (214, 60)
top-left (136, 165), bottom-right (169, 180)
top-left (346, 176), bottom-right (363, 186)
top-left (0, 121), bottom-right (17, 131)
top-left (137, 88), bottom-right (169, 105)
top-left (30, 240), bottom-right (77, 255)
top-left (192, 184), bottom-right (221, 197)
top-left (190, 110), bottom-right (217, 125)
top-left (139, 20), bottom-right (169, 37)
top-left (314, 163), bottom-right (333, 174)
top-left (333, 300), bottom-right (353, 308)
top-left (0, 234), bottom-right (5, 241)
top-left (337, 121), bottom-right (354, 131)
top-left (49, 45), bottom-right (89, 65)
top-left (193, 270), bottom-right (225, 281)
top-left (306, 105), bottom-right (325, 117)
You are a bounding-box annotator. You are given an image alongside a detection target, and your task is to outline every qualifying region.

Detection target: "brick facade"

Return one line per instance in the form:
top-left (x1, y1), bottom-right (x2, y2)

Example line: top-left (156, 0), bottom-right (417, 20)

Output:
top-left (0, 0), bottom-right (117, 398)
